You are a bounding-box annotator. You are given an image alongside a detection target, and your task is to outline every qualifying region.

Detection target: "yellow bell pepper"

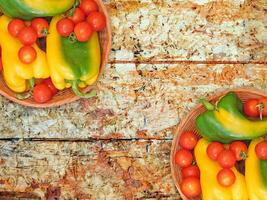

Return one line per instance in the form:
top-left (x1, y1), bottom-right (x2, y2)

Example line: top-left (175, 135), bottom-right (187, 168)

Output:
top-left (195, 138), bottom-right (248, 200)
top-left (246, 138), bottom-right (267, 200)
top-left (0, 15), bottom-right (49, 93)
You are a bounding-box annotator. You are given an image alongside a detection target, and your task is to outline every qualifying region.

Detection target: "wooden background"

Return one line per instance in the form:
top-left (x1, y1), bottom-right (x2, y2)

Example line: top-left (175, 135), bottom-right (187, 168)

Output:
top-left (0, 0), bottom-right (267, 199)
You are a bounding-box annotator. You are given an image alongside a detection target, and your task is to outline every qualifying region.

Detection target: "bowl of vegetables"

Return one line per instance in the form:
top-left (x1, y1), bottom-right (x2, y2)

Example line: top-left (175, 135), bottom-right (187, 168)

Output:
top-left (0, 0), bottom-right (111, 107)
top-left (171, 88), bottom-right (267, 199)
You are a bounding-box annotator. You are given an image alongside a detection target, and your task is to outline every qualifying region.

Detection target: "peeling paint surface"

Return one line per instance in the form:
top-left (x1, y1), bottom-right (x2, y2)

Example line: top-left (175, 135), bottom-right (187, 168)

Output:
top-left (0, 0), bottom-right (267, 199)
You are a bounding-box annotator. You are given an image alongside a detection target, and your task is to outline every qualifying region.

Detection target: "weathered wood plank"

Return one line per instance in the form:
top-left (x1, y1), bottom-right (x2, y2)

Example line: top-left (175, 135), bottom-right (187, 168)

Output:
top-left (106, 0), bottom-right (267, 62)
top-left (0, 63), bottom-right (266, 140)
top-left (0, 140), bottom-right (178, 200)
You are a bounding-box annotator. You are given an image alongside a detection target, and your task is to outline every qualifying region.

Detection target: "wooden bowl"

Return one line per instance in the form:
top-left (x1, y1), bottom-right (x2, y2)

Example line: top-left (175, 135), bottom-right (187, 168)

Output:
top-left (0, 0), bottom-right (112, 108)
top-left (170, 88), bottom-right (267, 200)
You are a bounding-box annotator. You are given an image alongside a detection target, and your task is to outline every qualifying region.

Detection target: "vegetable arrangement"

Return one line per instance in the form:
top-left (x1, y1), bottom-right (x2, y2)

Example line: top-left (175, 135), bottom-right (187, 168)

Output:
top-left (0, 0), bottom-right (106, 103)
top-left (174, 92), bottom-right (267, 199)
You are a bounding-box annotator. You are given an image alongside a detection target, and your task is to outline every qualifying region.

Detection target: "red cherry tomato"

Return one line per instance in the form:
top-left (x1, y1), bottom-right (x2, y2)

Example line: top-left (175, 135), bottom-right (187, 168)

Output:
top-left (182, 165), bottom-right (200, 178)
top-left (175, 149), bottom-right (193, 168)
top-left (18, 46), bottom-right (37, 64)
top-left (42, 78), bottom-right (58, 96)
top-left (87, 11), bottom-right (106, 31)
top-left (207, 142), bottom-right (224, 160)
top-left (8, 19), bottom-right (26, 37)
top-left (217, 149), bottom-right (236, 168)
top-left (18, 27), bottom-right (38, 45)
top-left (69, 8), bottom-right (85, 24)
top-left (33, 83), bottom-right (53, 103)
top-left (31, 18), bottom-right (49, 38)
top-left (179, 131), bottom-right (198, 150)
top-left (79, 0), bottom-right (98, 15)
top-left (180, 177), bottom-right (201, 198)
top-left (217, 168), bottom-right (236, 187)
top-left (56, 18), bottom-right (75, 37)
top-left (243, 99), bottom-right (260, 117)
top-left (258, 98), bottom-right (267, 117)
top-left (255, 141), bottom-right (267, 160)
top-left (74, 22), bottom-right (93, 42)
top-left (229, 141), bottom-right (248, 161)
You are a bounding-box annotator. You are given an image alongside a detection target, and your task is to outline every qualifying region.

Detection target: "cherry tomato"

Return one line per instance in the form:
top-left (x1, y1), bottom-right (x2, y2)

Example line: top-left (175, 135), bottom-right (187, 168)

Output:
top-left (243, 99), bottom-right (260, 117)
top-left (207, 142), bottom-right (224, 160)
top-left (33, 83), bottom-right (53, 103)
top-left (229, 141), bottom-right (248, 161)
top-left (18, 46), bottom-right (37, 64)
top-left (181, 165), bottom-right (200, 178)
top-left (69, 8), bottom-right (85, 24)
top-left (217, 168), bottom-right (236, 187)
top-left (87, 11), bottom-right (106, 31)
top-left (79, 0), bottom-right (98, 15)
top-left (31, 18), bottom-right (49, 38)
top-left (179, 131), bottom-right (198, 150)
top-left (8, 19), bottom-right (26, 37)
top-left (74, 22), bottom-right (93, 42)
top-left (217, 149), bottom-right (236, 168)
top-left (255, 141), bottom-right (267, 160)
top-left (42, 78), bottom-right (58, 96)
top-left (56, 18), bottom-right (75, 37)
top-left (258, 98), bottom-right (267, 117)
top-left (175, 149), bottom-right (193, 168)
top-left (180, 177), bottom-right (201, 198)
top-left (18, 27), bottom-right (38, 45)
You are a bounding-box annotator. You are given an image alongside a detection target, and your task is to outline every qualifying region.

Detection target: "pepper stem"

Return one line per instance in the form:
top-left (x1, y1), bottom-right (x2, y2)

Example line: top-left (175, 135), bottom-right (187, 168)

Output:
top-left (70, 80), bottom-right (97, 99)
top-left (16, 78), bottom-right (35, 100)
top-left (199, 98), bottom-right (215, 111)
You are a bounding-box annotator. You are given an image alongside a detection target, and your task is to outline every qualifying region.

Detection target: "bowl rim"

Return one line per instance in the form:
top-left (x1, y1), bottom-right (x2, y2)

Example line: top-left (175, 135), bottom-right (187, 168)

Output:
top-left (170, 87), bottom-right (267, 200)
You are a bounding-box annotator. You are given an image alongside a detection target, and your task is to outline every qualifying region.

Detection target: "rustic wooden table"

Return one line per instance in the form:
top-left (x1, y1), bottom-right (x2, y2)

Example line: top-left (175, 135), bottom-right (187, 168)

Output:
top-left (0, 0), bottom-right (266, 199)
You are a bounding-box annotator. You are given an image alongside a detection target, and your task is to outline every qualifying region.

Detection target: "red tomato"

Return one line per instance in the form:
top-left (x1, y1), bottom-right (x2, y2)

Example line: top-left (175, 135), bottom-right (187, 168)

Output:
top-left (79, 0), bottom-right (98, 15)
top-left (74, 22), bottom-right (93, 42)
top-left (8, 19), bottom-right (26, 37)
top-left (179, 131), bottom-right (198, 150)
top-left (18, 27), bottom-right (38, 45)
top-left (180, 177), bottom-right (201, 198)
top-left (56, 18), bottom-right (75, 37)
top-left (207, 142), bottom-right (224, 160)
top-left (69, 8), bottom-right (85, 24)
top-left (181, 165), bottom-right (200, 178)
top-left (255, 141), bottom-right (267, 160)
top-left (175, 149), bottom-right (193, 168)
top-left (258, 98), bottom-right (267, 117)
top-left (243, 99), bottom-right (260, 117)
top-left (87, 11), bottom-right (106, 31)
top-left (217, 168), bottom-right (236, 187)
top-left (31, 18), bottom-right (49, 38)
top-left (42, 78), bottom-right (58, 96)
top-left (33, 83), bottom-right (53, 103)
top-left (229, 141), bottom-right (248, 161)
top-left (18, 46), bottom-right (37, 64)
top-left (217, 149), bottom-right (236, 168)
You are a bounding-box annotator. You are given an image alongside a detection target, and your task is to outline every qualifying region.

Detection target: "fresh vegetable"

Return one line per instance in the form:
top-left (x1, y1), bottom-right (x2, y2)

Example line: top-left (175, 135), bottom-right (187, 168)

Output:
top-left (243, 99), bottom-right (260, 117)
top-left (246, 138), bottom-right (267, 200)
top-left (18, 26), bottom-right (37, 45)
top-left (56, 18), bottom-right (75, 37)
top-left (180, 177), bottom-right (201, 198)
top-left (229, 141), bottom-right (248, 161)
top-left (195, 138), bottom-right (248, 199)
top-left (79, 0), bottom-right (98, 15)
top-left (255, 141), bottom-right (267, 160)
top-left (258, 98), bottom-right (267, 117)
top-left (181, 165), bottom-right (200, 178)
top-left (175, 149), bottom-right (193, 167)
top-left (87, 11), bottom-right (106, 31)
top-left (179, 131), bottom-right (198, 150)
top-left (0, 15), bottom-right (49, 93)
top-left (217, 168), bottom-right (236, 187)
top-left (74, 21), bottom-right (93, 42)
top-left (69, 8), bottom-right (85, 24)
top-left (196, 92), bottom-right (267, 143)
top-left (217, 149), bottom-right (236, 168)
top-left (206, 142), bottom-right (224, 160)
top-left (33, 83), bottom-right (52, 103)
top-left (31, 18), bottom-right (49, 38)
top-left (0, 56), bottom-right (2, 72)
top-left (47, 15), bottom-right (100, 98)
top-left (0, 0), bottom-right (75, 20)
top-left (18, 46), bottom-right (37, 64)
top-left (8, 18), bottom-right (25, 37)
top-left (42, 78), bottom-right (58, 96)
